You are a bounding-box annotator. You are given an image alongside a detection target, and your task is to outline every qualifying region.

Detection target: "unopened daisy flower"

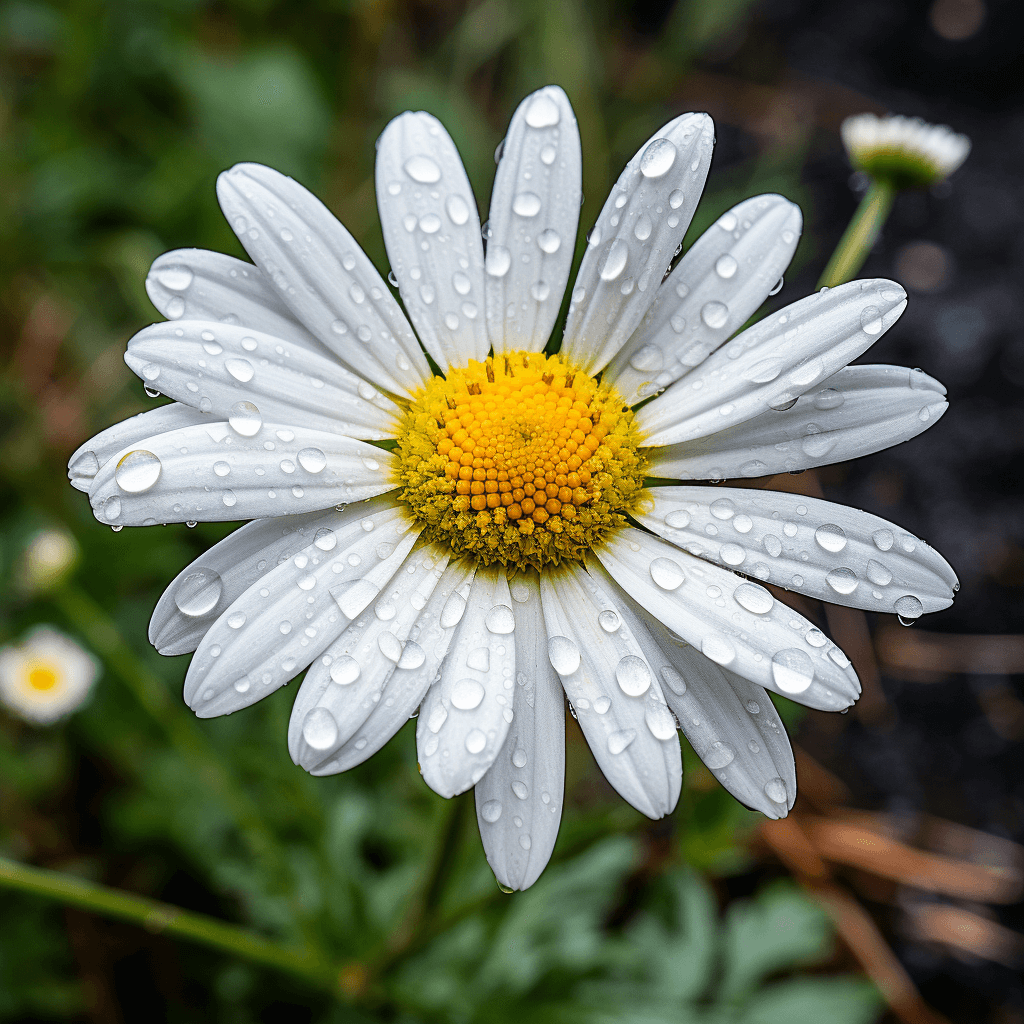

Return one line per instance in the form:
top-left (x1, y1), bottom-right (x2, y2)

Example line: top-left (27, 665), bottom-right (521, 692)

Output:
top-left (0, 626), bottom-right (100, 725)
top-left (841, 112), bottom-right (971, 189)
top-left (70, 86), bottom-right (957, 890)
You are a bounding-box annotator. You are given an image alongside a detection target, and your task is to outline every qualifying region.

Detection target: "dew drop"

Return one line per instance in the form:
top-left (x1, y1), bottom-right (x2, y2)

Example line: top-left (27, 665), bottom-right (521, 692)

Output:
top-left (645, 703), bottom-right (677, 740)
top-left (404, 155), bottom-right (441, 183)
top-left (860, 305), bottom-right (883, 335)
top-left (701, 635), bottom-right (736, 666)
top-left (540, 143), bottom-right (557, 165)
top-left (115, 450), bottom-right (162, 493)
top-left (814, 388), bottom-right (845, 410)
top-left (598, 239), bottom-right (629, 281)
top-left (537, 228), bottom-right (561, 253)
top-left (720, 543), bottom-right (746, 566)
top-left (701, 300), bottom-right (729, 328)
top-left (866, 559), bottom-right (892, 586)
top-left (297, 448), bottom-right (327, 474)
top-left (814, 523), bottom-right (847, 553)
top-left (639, 137), bottom-right (677, 177)
top-left (702, 741), bottom-right (735, 769)
top-left (525, 92), bottom-right (560, 128)
top-left (734, 582), bottom-right (773, 614)
top-left (764, 778), bottom-right (788, 804)
top-left (228, 401), bottom-right (262, 436)
top-left (634, 213), bottom-right (653, 241)
top-left (629, 344), bottom-right (663, 372)
top-left (303, 708), bottom-right (338, 750)
top-left (451, 677), bottom-right (485, 710)
top-left (826, 567), bottom-right (859, 595)
top-left (608, 729), bottom-right (636, 755)
top-left (465, 729), bottom-right (487, 754)
top-left (440, 591), bottom-right (467, 628)
top-left (746, 700), bottom-right (760, 714)
top-left (485, 245), bottom-right (512, 277)
top-left (175, 570), bottom-right (223, 616)
top-left (715, 254), bottom-right (738, 279)
top-left (615, 656), bottom-right (651, 696)
top-left (225, 357), bottom-right (255, 383)
top-left (157, 265), bottom-right (193, 290)
top-left (872, 529), bottom-right (894, 551)
top-left (598, 609), bottom-right (621, 632)
top-left (650, 556), bottom-right (685, 590)
top-left (771, 648), bottom-right (814, 694)
top-left (768, 276), bottom-right (784, 296)
top-left (481, 799), bottom-right (502, 823)
top-left (485, 605), bottom-right (516, 634)
top-left (894, 594), bottom-right (923, 623)
top-left (513, 192), bottom-right (541, 217)
top-left (548, 635), bottom-right (581, 675)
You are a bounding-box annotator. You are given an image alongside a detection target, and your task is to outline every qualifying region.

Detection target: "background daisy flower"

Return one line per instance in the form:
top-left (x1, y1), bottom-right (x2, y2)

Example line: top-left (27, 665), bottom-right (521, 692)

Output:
top-left (70, 86), bottom-right (957, 890)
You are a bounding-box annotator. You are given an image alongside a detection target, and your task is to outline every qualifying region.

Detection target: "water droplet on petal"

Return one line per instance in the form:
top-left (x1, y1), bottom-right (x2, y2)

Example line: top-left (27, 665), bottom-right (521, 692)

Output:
top-left (485, 245), bottom-right (512, 277)
top-left (826, 567), bottom-right (859, 595)
top-left (297, 448), bottom-right (327, 473)
top-left (634, 213), bottom-right (653, 240)
top-left (866, 559), bottom-right (892, 586)
top-left (872, 529), bottom-right (894, 551)
top-left (615, 656), bottom-right (651, 696)
top-left (894, 594), bottom-right (924, 623)
top-left (608, 729), bottom-right (636, 755)
top-left (860, 305), bottom-right (883, 335)
top-left (701, 300), bottom-right (729, 328)
top-left (814, 524), bottom-right (847, 553)
top-left (702, 740), bottom-right (735, 769)
top-left (513, 192), bottom-right (542, 217)
top-left (639, 137), bottom-right (677, 177)
top-left (451, 677), bottom-right (485, 710)
top-left (303, 708), bottom-right (338, 750)
top-left (735, 582), bottom-right (773, 614)
top-left (814, 388), bottom-right (845, 410)
top-left (746, 700), bottom-right (760, 714)
top-left (598, 609), bottom-right (621, 632)
top-left (465, 729), bottom-right (487, 754)
top-left (440, 591), bottom-right (467, 628)
top-left (157, 265), bottom-right (193, 291)
top-left (404, 155), bottom-right (441, 183)
top-left (481, 799), bottom-right (502, 823)
top-left (229, 401), bottom-right (262, 436)
top-left (598, 239), bottom-right (629, 281)
top-left (720, 543), bottom-right (745, 566)
top-left (650, 556), bottom-right (685, 590)
top-left (485, 605), bottom-right (515, 634)
top-left (548, 635), bottom-right (581, 675)
top-left (115, 450), bottom-right (162, 493)
top-left (537, 228), bottom-right (561, 253)
top-left (764, 778), bottom-right (788, 804)
top-left (445, 194), bottom-right (470, 226)
top-left (175, 570), bottom-right (223, 616)
top-left (771, 648), bottom-right (814, 693)
top-left (701, 635), bottom-right (736, 666)
top-left (715, 254), bottom-right (738, 279)
top-left (225, 357), bottom-right (255, 383)
top-left (645, 703), bottom-right (677, 740)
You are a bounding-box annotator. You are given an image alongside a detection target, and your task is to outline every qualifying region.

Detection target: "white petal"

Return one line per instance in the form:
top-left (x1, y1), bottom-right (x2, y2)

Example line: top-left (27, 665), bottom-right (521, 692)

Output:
top-left (125, 320), bottom-right (399, 440)
top-left (595, 527), bottom-right (860, 711)
top-left (416, 564), bottom-right (516, 797)
top-left (308, 559), bottom-right (475, 775)
top-left (561, 113), bottom-right (714, 374)
top-left (216, 163), bottom-right (430, 397)
top-left (600, 567), bottom-right (795, 818)
top-left (539, 562), bottom-right (682, 819)
top-left (288, 542), bottom-right (450, 771)
top-left (151, 509), bottom-right (341, 655)
top-left (375, 112), bottom-right (488, 371)
top-left (485, 87), bottom-right (582, 355)
top-left (646, 364), bottom-right (948, 481)
top-left (637, 280), bottom-right (908, 447)
top-left (474, 570), bottom-right (565, 890)
top-left (87, 419), bottom-right (397, 526)
top-left (146, 249), bottom-right (332, 357)
top-left (604, 195), bottom-right (802, 404)
top-left (184, 500), bottom-right (420, 718)
top-left (68, 404), bottom-right (209, 492)
top-left (637, 485), bottom-right (957, 618)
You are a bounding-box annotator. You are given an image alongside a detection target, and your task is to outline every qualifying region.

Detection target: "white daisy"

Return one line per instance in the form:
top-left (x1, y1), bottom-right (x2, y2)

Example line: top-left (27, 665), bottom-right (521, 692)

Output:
top-left (0, 626), bottom-right (100, 725)
top-left (69, 86), bottom-right (957, 890)
top-left (841, 112), bottom-right (971, 188)
top-left (19, 528), bottom-right (79, 595)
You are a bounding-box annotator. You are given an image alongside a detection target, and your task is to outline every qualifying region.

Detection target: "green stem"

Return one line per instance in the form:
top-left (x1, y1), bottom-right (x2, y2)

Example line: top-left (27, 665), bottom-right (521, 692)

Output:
top-left (0, 856), bottom-right (341, 994)
top-left (817, 179), bottom-right (896, 289)
top-left (51, 585), bottom-right (309, 932)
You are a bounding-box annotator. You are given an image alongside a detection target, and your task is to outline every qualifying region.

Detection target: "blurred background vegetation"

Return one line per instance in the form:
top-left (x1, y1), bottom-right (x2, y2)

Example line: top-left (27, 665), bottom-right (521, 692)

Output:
top-left (1, 0), bottom-right (1022, 1021)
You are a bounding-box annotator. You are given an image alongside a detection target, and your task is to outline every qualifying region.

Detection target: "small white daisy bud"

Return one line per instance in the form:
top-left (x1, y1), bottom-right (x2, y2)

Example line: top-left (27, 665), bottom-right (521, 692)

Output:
top-left (0, 626), bottom-right (100, 725)
top-left (840, 112), bottom-right (970, 189)
top-left (19, 528), bottom-right (79, 595)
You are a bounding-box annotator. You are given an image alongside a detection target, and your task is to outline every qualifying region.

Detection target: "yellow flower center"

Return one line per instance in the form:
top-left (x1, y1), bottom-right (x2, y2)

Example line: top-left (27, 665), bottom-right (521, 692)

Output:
top-left (394, 351), bottom-right (648, 570)
top-left (27, 663), bottom-right (59, 691)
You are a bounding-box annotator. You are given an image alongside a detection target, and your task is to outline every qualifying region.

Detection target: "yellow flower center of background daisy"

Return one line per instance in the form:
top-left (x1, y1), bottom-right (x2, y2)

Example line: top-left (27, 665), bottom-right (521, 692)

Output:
top-left (27, 663), bottom-right (59, 691)
top-left (394, 351), bottom-right (648, 570)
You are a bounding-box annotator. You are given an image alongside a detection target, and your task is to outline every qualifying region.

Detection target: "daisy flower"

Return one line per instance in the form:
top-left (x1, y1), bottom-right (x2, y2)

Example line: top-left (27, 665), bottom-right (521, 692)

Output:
top-left (69, 86), bottom-right (957, 890)
top-left (841, 112), bottom-right (971, 189)
top-left (0, 626), bottom-right (100, 725)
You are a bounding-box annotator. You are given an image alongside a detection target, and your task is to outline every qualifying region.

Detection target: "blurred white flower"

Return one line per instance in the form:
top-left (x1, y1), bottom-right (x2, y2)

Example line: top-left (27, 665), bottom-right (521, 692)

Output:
top-left (0, 626), bottom-right (100, 725)
top-left (19, 528), bottom-right (79, 594)
top-left (841, 112), bottom-right (970, 188)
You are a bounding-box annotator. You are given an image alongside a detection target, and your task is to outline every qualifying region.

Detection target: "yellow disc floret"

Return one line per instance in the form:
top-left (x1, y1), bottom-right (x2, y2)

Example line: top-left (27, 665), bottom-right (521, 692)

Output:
top-left (394, 351), bottom-right (648, 570)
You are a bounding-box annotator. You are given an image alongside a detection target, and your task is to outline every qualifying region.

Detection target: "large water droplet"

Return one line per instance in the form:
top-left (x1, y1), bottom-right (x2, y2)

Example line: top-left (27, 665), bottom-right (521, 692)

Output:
top-left (511, 780), bottom-right (529, 800)
top-left (175, 570), bottom-right (223, 616)
top-left (826, 567), bottom-right (859, 595)
top-left (814, 388), bottom-right (845, 410)
top-left (598, 609), bottom-right (621, 632)
top-left (598, 239), bottom-right (629, 281)
top-left (548, 635), bottom-right (581, 675)
top-left (607, 729), bottom-right (636, 755)
top-left (734, 582), bottom-right (773, 615)
top-left (451, 677), bottom-right (485, 710)
top-left (525, 92), bottom-right (560, 128)
top-left (303, 708), bottom-right (339, 750)
top-left (465, 729), bottom-right (487, 754)
top-left (513, 192), bottom-right (541, 217)
top-left (445, 194), bottom-right (470, 226)
top-left (639, 137), bottom-right (677, 177)
top-left (629, 344), bottom-right (663, 372)
top-left (650, 556), bottom-right (685, 590)
top-left (645, 703), bottom-right (677, 740)
top-left (771, 648), bottom-right (814, 693)
top-left (540, 143), bottom-right (557, 165)
top-left (665, 509), bottom-right (691, 529)
top-left (894, 594), bottom-right (924, 623)
top-left (634, 213), bottom-right (652, 241)
top-left (485, 244), bottom-right (512, 277)
top-left (872, 529), bottom-right (894, 551)
top-left (480, 799), bottom-right (502, 823)
top-left (764, 778), bottom-right (788, 804)
top-left (660, 665), bottom-right (686, 695)
top-left (229, 401), bottom-right (262, 436)
top-left (404, 155), bottom-right (441, 183)
top-left (615, 656), bottom-right (651, 696)
top-left (440, 591), bottom-right (467, 628)
top-left (157, 265), bottom-right (193, 290)
top-left (860, 305), bottom-right (883, 335)
top-left (720, 543), bottom-right (745, 566)
top-left (866, 559), bottom-right (892, 586)
top-left (330, 656), bottom-right (360, 685)
top-left (701, 300), bottom-right (729, 328)
top-left (297, 447), bottom-right (327, 474)
top-left (537, 228), bottom-right (561, 253)
top-left (814, 523), bottom-right (847, 553)
top-left (701, 635), bottom-right (736, 666)
top-left (715, 254), bottom-right (738, 279)
top-left (485, 604), bottom-right (515, 634)
top-left (702, 740), bottom-right (735, 769)
top-left (225, 357), bottom-right (254, 383)
top-left (115, 450), bottom-right (162, 493)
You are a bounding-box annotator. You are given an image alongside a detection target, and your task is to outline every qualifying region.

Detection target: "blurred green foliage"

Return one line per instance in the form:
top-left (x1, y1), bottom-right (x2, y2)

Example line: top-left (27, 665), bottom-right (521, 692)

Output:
top-left (0, 0), bottom-right (858, 1019)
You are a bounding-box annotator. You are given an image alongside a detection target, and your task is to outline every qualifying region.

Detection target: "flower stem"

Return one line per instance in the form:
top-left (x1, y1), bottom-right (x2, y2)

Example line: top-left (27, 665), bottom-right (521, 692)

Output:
top-left (0, 855), bottom-right (341, 993)
top-left (51, 585), bottom-right (305, 925)
top-left (817, 179), bottom-right (896, 289)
